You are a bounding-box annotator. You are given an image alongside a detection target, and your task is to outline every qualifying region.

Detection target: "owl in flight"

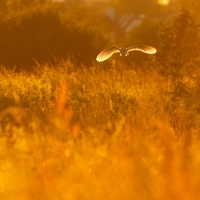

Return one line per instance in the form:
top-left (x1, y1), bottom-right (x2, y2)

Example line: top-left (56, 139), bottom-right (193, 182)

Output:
top-left (96, 45), bottom-right (157, 62)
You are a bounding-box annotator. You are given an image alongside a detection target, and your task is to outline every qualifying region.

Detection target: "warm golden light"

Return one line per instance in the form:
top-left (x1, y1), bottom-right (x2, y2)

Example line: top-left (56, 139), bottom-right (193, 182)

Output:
top-left (158, 0), bottom-right (170, 5)
top-left (0, 183), bottom-right (5, 193)
top-left (0, 0), bottom-right (200, 199)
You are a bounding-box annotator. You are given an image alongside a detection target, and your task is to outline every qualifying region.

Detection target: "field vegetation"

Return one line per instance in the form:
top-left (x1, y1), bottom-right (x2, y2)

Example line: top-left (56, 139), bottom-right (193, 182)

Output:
top-left (1, 59), bottom-right (200, 199)
top-left (1, 0), bottom-right (200, 200)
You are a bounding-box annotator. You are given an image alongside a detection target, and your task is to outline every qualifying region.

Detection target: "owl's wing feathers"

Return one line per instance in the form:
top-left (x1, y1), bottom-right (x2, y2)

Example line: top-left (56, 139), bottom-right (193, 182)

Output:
top-left (127, 45), bottom-right (157, 54)
top-left (96, 46), bottom-right (120, 62)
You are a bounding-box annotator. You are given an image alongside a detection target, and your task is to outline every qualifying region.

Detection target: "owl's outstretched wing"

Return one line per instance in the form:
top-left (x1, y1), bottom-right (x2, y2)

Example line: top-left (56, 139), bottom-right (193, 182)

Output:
top-left (96, 46), bottom-right (120, 62)
top-left (127, 45), bottom-right (157, 54)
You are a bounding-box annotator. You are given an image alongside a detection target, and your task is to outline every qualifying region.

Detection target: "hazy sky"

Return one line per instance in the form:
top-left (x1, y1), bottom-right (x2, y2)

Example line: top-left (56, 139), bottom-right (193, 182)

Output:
top-left (52, 0), bottom-right (109, 2)
top-left (52, 0), bottom-right (65, 2)
top-left (52, 0), bottom-right (170, 6)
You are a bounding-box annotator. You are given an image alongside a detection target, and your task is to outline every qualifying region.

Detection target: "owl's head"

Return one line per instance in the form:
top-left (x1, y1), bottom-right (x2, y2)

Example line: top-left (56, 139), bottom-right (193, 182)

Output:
top-left (120, 48), bottom-right (128, 56)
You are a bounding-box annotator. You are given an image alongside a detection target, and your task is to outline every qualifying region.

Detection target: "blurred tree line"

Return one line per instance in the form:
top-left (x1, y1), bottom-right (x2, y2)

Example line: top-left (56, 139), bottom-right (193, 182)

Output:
top-left (0, 0), bottom-right (199, 70)
top-left (156, 8), bottom-right (200, 78)
top-left (0, 0), bottom-right (111, 69)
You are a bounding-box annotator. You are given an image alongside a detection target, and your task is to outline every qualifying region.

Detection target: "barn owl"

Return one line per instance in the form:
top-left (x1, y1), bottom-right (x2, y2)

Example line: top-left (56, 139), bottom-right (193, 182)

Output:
top-left (96, 45), bottom-right (157, 62)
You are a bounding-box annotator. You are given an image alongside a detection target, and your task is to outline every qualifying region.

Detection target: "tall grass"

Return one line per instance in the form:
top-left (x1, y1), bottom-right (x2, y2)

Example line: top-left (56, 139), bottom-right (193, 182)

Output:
top-left (0, 60), bottom-right (200, 200)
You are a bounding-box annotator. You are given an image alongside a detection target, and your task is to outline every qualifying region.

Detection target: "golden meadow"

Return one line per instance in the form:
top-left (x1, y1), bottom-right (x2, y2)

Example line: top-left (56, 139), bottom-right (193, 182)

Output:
top-left (1, 60), bottom-right (200, 200)
top-left (1, 1), bottom-right (200, 200)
